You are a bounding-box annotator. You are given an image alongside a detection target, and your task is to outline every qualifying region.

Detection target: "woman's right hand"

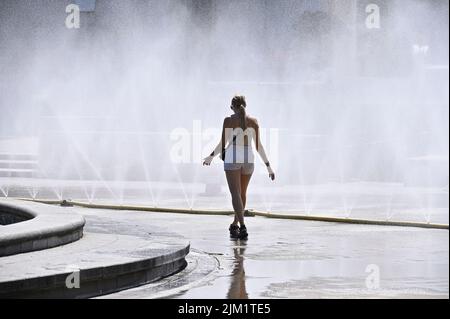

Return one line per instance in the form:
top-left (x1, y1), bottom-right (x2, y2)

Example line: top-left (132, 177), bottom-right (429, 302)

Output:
top-left (203, 155), bottom-right (214, 166)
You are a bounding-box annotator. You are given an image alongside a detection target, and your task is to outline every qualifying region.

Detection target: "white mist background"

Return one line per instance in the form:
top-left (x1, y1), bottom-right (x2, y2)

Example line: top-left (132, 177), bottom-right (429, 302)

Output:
top-left (0, 0), bottom-right (448, 223)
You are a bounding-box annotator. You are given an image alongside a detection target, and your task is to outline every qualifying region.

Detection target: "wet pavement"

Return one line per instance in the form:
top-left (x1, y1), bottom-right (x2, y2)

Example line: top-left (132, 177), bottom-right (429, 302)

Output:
top-left (74, 207), bottom-right (449, 299)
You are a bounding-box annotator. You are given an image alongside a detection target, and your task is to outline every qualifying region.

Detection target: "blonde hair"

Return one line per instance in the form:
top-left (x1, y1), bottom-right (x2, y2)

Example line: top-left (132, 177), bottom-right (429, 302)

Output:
top-left (231, 95), bottom-right (247, 131)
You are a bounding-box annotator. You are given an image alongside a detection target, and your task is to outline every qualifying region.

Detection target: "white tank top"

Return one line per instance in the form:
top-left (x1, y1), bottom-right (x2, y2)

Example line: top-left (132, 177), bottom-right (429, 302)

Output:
top-left (224, 128), bottom-right (255, 164)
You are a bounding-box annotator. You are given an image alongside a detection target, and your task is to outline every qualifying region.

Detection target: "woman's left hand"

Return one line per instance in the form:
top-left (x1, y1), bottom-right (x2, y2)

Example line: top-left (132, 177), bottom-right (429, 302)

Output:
top-left (267, 166), bottom-right (275, 181)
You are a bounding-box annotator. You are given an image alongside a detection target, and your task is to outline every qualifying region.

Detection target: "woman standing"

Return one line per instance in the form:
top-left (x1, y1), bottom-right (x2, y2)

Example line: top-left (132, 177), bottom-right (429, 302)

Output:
top-left (203, 95), bottom-right (275, 239)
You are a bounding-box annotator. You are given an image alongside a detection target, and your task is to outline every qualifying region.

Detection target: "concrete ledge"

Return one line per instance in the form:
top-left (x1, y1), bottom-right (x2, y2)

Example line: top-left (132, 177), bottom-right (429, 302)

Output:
top-left (0, 199), bottom-right (85, 256)
top-left (0, 232), bottom-right (190, 298)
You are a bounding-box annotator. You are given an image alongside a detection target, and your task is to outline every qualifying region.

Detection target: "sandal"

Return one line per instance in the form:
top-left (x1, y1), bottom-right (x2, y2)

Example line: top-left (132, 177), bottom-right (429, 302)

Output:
top-left (239, 225), bottom-right (248, 239)
top-left (229, 224), bottom-right (240, 239)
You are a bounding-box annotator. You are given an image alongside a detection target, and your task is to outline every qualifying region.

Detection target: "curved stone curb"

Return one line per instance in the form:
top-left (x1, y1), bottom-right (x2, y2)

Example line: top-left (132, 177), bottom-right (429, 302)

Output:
top-left (0, 199), bottom-right (85, 256)
top-left (97, 249), bottom-right (219, 299)
top-left (0, 232), bottom-right (190, 299)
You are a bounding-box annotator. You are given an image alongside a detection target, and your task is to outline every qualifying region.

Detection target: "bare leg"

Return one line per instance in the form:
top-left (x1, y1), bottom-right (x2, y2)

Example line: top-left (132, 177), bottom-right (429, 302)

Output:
top-left (225, 170), bottom-right (245, 226)
top-left (240, 173), bottom-right (252, 210)
top-left (233, 212), bottom-right (239, 226)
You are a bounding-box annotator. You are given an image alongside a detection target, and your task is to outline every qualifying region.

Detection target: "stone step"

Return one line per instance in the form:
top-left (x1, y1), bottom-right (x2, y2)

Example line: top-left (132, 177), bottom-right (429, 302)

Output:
top-left (0, 200), bottom-right (190, 298)
top-left (0, 232), bottom-right (190, 298)
top-left (0, 169), bottom-right (36, 178)
top-left (0, 199), bottom-right (85, 256)
top-left (0, 154), bottom-right (37, 161)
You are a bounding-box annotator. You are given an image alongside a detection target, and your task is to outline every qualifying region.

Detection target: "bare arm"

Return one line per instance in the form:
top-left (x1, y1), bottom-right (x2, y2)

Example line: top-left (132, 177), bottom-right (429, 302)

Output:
top-left (203, 118), bottom-right (231, 165)
top-left (254, 120), bottom-right (275, 180)
top-left (254, 122), bottom-right (269, 164)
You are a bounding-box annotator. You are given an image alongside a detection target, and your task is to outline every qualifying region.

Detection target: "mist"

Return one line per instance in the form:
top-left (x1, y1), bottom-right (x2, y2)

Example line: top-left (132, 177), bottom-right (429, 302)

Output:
top-left (0, 0), bottom-right (448, 223)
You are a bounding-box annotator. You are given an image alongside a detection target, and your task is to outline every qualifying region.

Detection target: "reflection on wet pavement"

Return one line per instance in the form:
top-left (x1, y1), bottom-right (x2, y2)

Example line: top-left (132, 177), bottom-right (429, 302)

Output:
top-left (227, 241), bottom-right (248, 299)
